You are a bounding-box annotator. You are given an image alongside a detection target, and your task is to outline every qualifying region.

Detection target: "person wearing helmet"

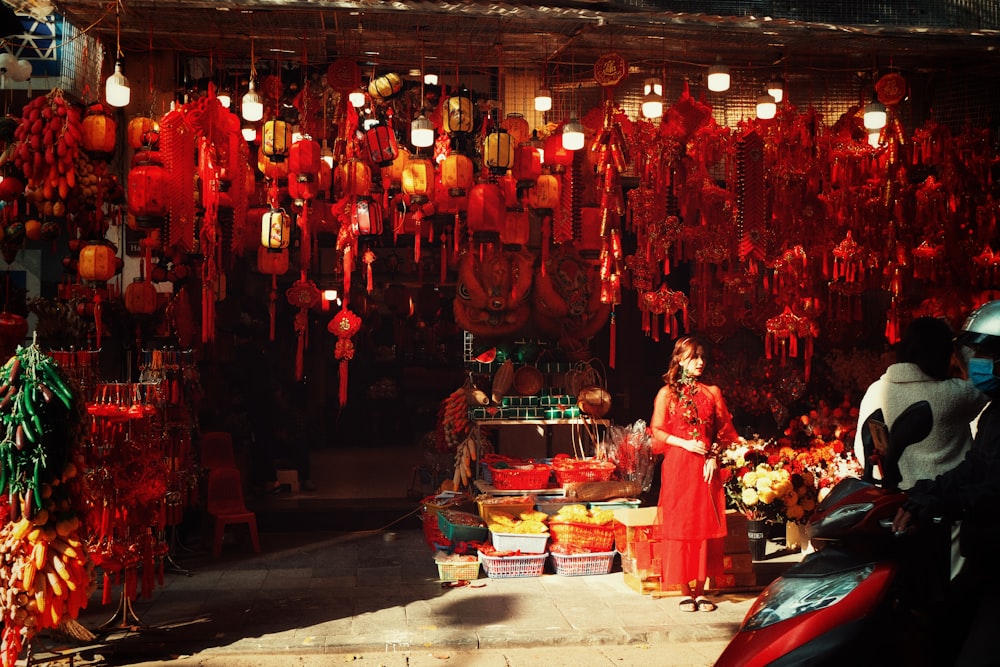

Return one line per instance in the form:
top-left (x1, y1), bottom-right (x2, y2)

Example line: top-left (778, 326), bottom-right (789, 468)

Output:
top-left (893, 300), bottom-right (1000, 667)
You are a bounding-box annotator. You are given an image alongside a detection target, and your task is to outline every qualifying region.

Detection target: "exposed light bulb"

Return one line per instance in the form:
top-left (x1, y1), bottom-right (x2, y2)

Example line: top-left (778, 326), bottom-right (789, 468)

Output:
top-left (410, 114), bottom-right (434, 148)
top-left (348, 88), bottom-right (366, 108)
top-left (562, 117), bottom-right (585, 151)
top-left (707, 61), bottom-right (730, 93)
top-left (642, 77), bottom-right (664, 119)
top-left (867, 129), bottom-right (882, 148)
top-left (423, 73), bottom-right (438, 86)
top-left (767, 80), bottom-right (784, 104)
top-left (105, 61), bottom-right (130, 108)
top-left (241, 80), bottom-right (263, 122)
top-left (863, 100), bottom-right (887, 130)
top-left (756, 93), bottom-right (777, 120)
top-left (241, 125), bottom-right (257, 142)
top-left (534, 87), bottom-right (552, 112)
top-left (217, 89), bottom-right (232, 109)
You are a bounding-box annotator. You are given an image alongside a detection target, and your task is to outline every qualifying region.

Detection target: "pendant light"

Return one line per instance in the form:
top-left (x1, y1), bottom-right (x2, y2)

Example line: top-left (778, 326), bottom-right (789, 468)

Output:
top-left (766, 79), bottom-right (784, 104)
top-left (707, 57), bottom-right (730, 92)
top-left (534, 86), bottom-right (552, 112)
top-left (641, 77), bottom-right (664, 119)
top-left (410, 40), bottom-right (435, 149)
top-left (863, 98), bottom-right (887, 131)
top-left (562, 80), bottom-right (584, 151)
top-left (105, 1), bottom-right (130, 108)
top-left (241, 35), bottom-right (263, 122)
top-left (756, 92), bottom-right (777, 120)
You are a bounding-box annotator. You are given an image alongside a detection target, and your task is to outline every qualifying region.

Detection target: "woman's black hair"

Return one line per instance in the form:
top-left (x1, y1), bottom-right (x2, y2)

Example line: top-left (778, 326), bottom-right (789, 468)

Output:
top-left (897, 316), bottom-right (954, 381)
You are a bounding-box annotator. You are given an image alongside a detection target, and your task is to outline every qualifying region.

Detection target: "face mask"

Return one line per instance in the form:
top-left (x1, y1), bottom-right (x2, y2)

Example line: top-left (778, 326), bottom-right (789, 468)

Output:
top-left (968, 357), bottom-right (1000, 393)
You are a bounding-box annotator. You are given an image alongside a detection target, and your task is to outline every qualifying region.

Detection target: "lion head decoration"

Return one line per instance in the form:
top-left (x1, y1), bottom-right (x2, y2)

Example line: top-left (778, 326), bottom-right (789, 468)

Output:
top-left (533, 249), bottom-right (611, 360)
top-left (453, 247), bottom-right (535, 339)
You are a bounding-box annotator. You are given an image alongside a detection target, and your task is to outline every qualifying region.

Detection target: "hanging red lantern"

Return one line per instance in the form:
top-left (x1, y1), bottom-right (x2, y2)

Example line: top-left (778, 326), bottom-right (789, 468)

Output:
top-left (257, 145), bottom-right (289, 180)
top-left (335, 158), bottom-right (372, 197)
top-left (467, 181), bottom-right (505, 242)
top-left (501, 208), bottom-right (529, 247)
top-left (502, 113), bottom-right (531, 145)
top-left (0, 176), bottom-right (23, 202)
top-left (126, 116), bottom-right (158, 150)
top-left (288, 174), bottom-right (319, 201)
top-left (128, 150), bottom-right (168, 228)
top-left (124, 278), bottom-right (159, 315)
top-left (78, 242), bottom-right (120, 282)
top-left (261, 207), bottom-right (291, 249)
top-left (81, 104), bottom-right (116, 154)
top-left (543, 130), bottom-right (575, 173)
top-left (261, 119), bottom-right (292, 162)
top-left (385, 147), bottom-right (411, 190)
top-left (364, 122), bottom-right (399, 167)
top-left (257, 246), bottom-right (289, 275)
top-left (512, 143), bottom-right (542, 187)
top-left (441, 152), bottom-right (474, 196)
top-left (352, 197), bottom-right (383, 236)
top-left (289, 135), bottom-right (321, 177)
top-left (0, 311), bottom-right (27, 358)
top-left (316, 159), bottom-right (333, 195)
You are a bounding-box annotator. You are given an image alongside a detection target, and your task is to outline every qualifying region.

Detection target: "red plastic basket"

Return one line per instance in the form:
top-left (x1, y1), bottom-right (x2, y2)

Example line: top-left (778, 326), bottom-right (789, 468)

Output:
top-left (479, 552), bottom-right (548, 578)
top-left (550, 550), bottom-right (617, 576)
top-left (488, 463), bottom-right (552, 491)
top-left (552, 459), bottom-right (616, 485)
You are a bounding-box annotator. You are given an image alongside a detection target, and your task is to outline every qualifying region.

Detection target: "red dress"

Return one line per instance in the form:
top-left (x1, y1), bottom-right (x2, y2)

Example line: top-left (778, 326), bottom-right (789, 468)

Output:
top-left (651, 381), bottom-right (740, 586)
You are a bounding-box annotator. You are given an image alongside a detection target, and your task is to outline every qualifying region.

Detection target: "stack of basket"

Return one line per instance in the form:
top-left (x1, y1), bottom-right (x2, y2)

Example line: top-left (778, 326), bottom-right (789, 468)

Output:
top-left (478, 499), bottom-right (550, 579)
top-left (546, 503), bottom-right (618, 576)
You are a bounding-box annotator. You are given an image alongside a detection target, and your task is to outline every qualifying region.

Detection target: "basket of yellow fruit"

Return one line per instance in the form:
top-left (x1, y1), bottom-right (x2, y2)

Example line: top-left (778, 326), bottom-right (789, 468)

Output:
top-left (547, 504), bottom-right (616, 552)
top-left (486, 509), bottom-right (550, 554)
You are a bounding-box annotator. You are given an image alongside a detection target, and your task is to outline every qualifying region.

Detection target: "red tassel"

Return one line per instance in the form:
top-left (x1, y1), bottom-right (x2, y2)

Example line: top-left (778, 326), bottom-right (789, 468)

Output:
top-left (295, 331), bottom-right (305, 381)
top-left (414, 215), bottom-right (422, 264)
top-left (367, 262), bottom-right (373, 293)
top-left (339, 359), bottom-right (349, 407)
top-left (440, 233), bottom-right (447, 284)
top-left (609, 311), bottom-right (616, 369)
top-left (102, 572), bottom-right (111, 605)
top-left (343, 246), bottom-right (353, 298)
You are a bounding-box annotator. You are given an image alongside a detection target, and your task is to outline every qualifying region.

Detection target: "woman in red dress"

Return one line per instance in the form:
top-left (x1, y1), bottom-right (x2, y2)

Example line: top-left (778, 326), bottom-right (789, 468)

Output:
top-left (649, 336), bottom-right (741, 612)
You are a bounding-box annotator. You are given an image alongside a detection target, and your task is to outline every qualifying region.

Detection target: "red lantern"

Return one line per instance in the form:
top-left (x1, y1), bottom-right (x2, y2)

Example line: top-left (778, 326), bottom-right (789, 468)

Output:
top-left (512, 144), bottom-right (542, 186)
top-left (81, 105), bottom-right (116, 154)
top-left (78, 243), bottom-right (120, 282)
top-left (501, 208), bottom-right (529, 247)
top-left (127, 116), bottom-right (158, 150)
top-left (128, 150), bottom-right (168, 227)
top-left (256, 246), bottom-right (289, 275)
top-left (335, 158), bottom-right (372, 197)
top-left (502, 113), bottom-right (531, 145)
top-left (257, 145), bottom-right (289, 180)
top-left (352, 198), bottom-right (383, 236)
top-left (124, 278), bottom-right (159, 315)
top-left (364, 122), bottom-right (399, 167)
top-left (289, 135), bottom-right (321, 177)
top-left (528, 172), bottom-right (560, 210)
top-left (543, 131), bottom-right (575, 173)
top-left (467, 182), bottom-right (505, 242)
top-left (441, 152), bottom-right (474, 196)
top-left (288, 174), bottom-right (319, 201)
top-left (0, 176), bottom-right (23, 202)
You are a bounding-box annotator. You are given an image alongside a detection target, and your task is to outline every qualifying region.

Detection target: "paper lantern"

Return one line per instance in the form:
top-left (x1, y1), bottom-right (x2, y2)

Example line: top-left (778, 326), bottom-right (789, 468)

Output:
top-left (126, 116), bottom-right (158, 150)
top-left (262, 119), bottom-right (292, 162)
top-left (502, 113), bottom-right (531, 145)
top-left (364, 122), bottom-right (399, 167)
top-left (78, 243), bottom-right (119, 282)
top-left (385, 147), bottom-right (411, 189)
top-left (289, 135), bottom-right (321, 176)
top-left (501, 208), bottom-right (529, 247)
top-left (335, 158), bottom-right (372, 197)
top-left (441, 152), bottom-right (474, 196)
top-left (443, 88), bottom-right (474, 135)
top-left (402, 155), bottom-right (435, 202)
top-left (543, 131), bottom-right (575, 173)
top-left (368, 72), bottom-right (402, 100)
top-left (81, 105), bottom-right (116, 154)
top-left (483, 124), bottom-right (515, 176)
top-left (467, 182), bottom-right (505, 241)
top-left (257, 145), bottom-right (289, 180)
top-left (124, 278), bottom-right (158, 315)
top-left (512, 144), bottom-right (542, 186)
top-left (528, 172), bottom-right (560, 210)
top-left (257, 246), bottom-right (289, 275)
top-left (127, 151), bottom-right (168, 227)
top-left (352, 197), bottom-right (383, 236)
top-left (288, 174), bottom-right (319, 201)
top-left (260, 207), bottom-right (291, 250)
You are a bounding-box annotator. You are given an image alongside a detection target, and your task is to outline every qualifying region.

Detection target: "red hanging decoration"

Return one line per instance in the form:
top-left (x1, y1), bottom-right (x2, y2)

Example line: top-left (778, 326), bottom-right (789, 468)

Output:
top-left (328, 307), bottom-right (362, 407)
top-left (363, 248), bottom-right (376, 293)
top-left (286, 279), bottom-right (323, 381)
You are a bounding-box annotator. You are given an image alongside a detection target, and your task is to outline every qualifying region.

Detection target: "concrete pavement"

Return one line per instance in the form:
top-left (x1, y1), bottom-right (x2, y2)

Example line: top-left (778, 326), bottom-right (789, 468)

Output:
top-left (28, 524), bottom-right (761, 666)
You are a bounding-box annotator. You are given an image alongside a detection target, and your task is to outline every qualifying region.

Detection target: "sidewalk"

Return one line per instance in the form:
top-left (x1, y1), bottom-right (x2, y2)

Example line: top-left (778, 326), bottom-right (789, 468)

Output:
top-left (34, 526), bottom-right (761, 666)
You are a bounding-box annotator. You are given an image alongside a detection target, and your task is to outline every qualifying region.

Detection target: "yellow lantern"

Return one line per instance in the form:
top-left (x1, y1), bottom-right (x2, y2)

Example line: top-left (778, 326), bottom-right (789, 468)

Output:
top-left (441, 152), bottom-right (474, 196)
top-left (483, 123), bottom-right (515, 176)
top-left (528, 172), bottom-right (560, 210)
top-left (261, 207), bottom-right (291, 249)
top-left (261, 119), bottom-right (292, 162)
top-left (385, 147), bottom-right (411, 190)
top-left (442, 88), bottom-right (473, 135)
top-left (402, 155), bottom-right (435, 203)
top-left (335, 158), bottom-right (372, 197)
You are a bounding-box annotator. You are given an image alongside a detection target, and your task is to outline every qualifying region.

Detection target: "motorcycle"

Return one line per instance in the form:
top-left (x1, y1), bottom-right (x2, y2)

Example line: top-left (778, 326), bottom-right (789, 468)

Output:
top-left (715, 403), bottom-right (955, 667)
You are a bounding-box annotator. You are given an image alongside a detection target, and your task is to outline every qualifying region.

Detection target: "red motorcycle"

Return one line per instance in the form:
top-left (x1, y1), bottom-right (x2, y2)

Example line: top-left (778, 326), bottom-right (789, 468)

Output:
top-left (715, 403), bottom-right (954, 667)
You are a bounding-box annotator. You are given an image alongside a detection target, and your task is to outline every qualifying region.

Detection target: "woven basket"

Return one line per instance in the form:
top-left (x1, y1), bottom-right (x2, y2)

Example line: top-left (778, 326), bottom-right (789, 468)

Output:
top-left (436, 558), bottom-right (481, 582)
top-left (548, 521), bottom-right (615, 552)
top-left (513, 365), bottom-right (544, 396)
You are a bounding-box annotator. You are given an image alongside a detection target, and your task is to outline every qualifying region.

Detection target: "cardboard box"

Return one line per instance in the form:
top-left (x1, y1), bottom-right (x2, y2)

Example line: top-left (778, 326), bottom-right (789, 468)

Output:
top-left (623, 571), bottom-right (663, 595)
top-left (722, 552), bottom-right (754, 574)
top-left (724, 510), bottom-right (751, 554)
top-left (612, 506), bottom-right (659, 560)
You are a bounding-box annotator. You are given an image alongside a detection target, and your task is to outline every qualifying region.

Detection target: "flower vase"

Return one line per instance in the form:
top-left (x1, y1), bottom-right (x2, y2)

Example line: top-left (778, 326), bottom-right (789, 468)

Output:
top-left (785, 521), bottom-right (803, 552)
top-left (747, 519), bottom-right (767, 561)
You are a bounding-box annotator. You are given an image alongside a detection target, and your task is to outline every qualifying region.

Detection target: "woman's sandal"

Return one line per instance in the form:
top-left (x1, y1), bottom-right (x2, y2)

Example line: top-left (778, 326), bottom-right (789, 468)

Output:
top-left (678, 597), bottom-right (697, 612)
top-left (695, 597), bottom-right (717, 612)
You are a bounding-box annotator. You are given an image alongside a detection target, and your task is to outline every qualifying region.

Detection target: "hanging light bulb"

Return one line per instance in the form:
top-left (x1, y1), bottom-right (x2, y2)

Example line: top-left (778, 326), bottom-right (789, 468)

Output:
top-left (423, 73), bottom-right (438, 86)
top-left (242, 79), bottom-right (263, 122)
top-left (863, 99), bottom-right (887, 130)
top-left (767, 79), bottom-right (784, 104)
top-left (105, 2), bottom-right (130, 108)
top-left (707, 59), bottom-right (730, 92)
top-left (242, 124), bottom-right (257, 142)
top-left (641, 77), bottom-right (664, 119)
top-left (562, 116), bottom-right (585, 151)
top-left (217, 89), bottom-right (232, 109)
top-left (867, 129), bottom-right (882, 148)
top-left (756, 92), bottom-right (777, 120)
top-left (534, 87), bottom-right (552, 112)
top-left (105, 61), bottom-right (131, 108)
top-left (348, 88), bottom-right (366, 108)
top-left (410, 114), bottom-right (434, 148)
top-left (320, 139), bottom-right (335, 168)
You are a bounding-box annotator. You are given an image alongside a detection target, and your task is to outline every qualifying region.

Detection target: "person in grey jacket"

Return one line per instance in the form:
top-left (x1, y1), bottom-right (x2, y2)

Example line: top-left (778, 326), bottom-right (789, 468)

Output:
top-left (854, 316), bottom-right (988, 578)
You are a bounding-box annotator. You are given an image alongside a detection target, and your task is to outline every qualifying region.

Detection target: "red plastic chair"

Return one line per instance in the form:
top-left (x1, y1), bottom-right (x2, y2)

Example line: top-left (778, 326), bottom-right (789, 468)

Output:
top-left (206, 466), bottom-right (261, 557)
top-left (200, 431), bottom-right (235, 470)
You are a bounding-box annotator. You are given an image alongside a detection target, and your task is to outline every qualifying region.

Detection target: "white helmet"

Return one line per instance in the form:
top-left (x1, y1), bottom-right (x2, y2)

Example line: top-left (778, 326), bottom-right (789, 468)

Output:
top-left (959, 300), bottom-right (1000, 353)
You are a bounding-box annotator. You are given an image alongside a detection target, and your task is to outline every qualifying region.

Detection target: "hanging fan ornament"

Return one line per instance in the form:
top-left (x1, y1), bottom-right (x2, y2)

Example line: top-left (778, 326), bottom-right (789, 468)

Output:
top-left (328, 306), bottom-right (362, 407)
top-left (286, 278), bottom-right (322, 381)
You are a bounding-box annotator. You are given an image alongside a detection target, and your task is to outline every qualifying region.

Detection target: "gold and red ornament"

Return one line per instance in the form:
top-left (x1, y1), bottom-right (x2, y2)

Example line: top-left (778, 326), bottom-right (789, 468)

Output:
top-left (640, 284), bottom-right (689, 342)
top-left (765, 305), bottom-right (820, 381)
top-left (328, 306), bottom-right (362, 407)
top-left (363, 248), bottom-right (376, 293)
top-left (286, 278), bottom-right (322, 381)
top-left (829, 230), bottom-right (873, 322)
